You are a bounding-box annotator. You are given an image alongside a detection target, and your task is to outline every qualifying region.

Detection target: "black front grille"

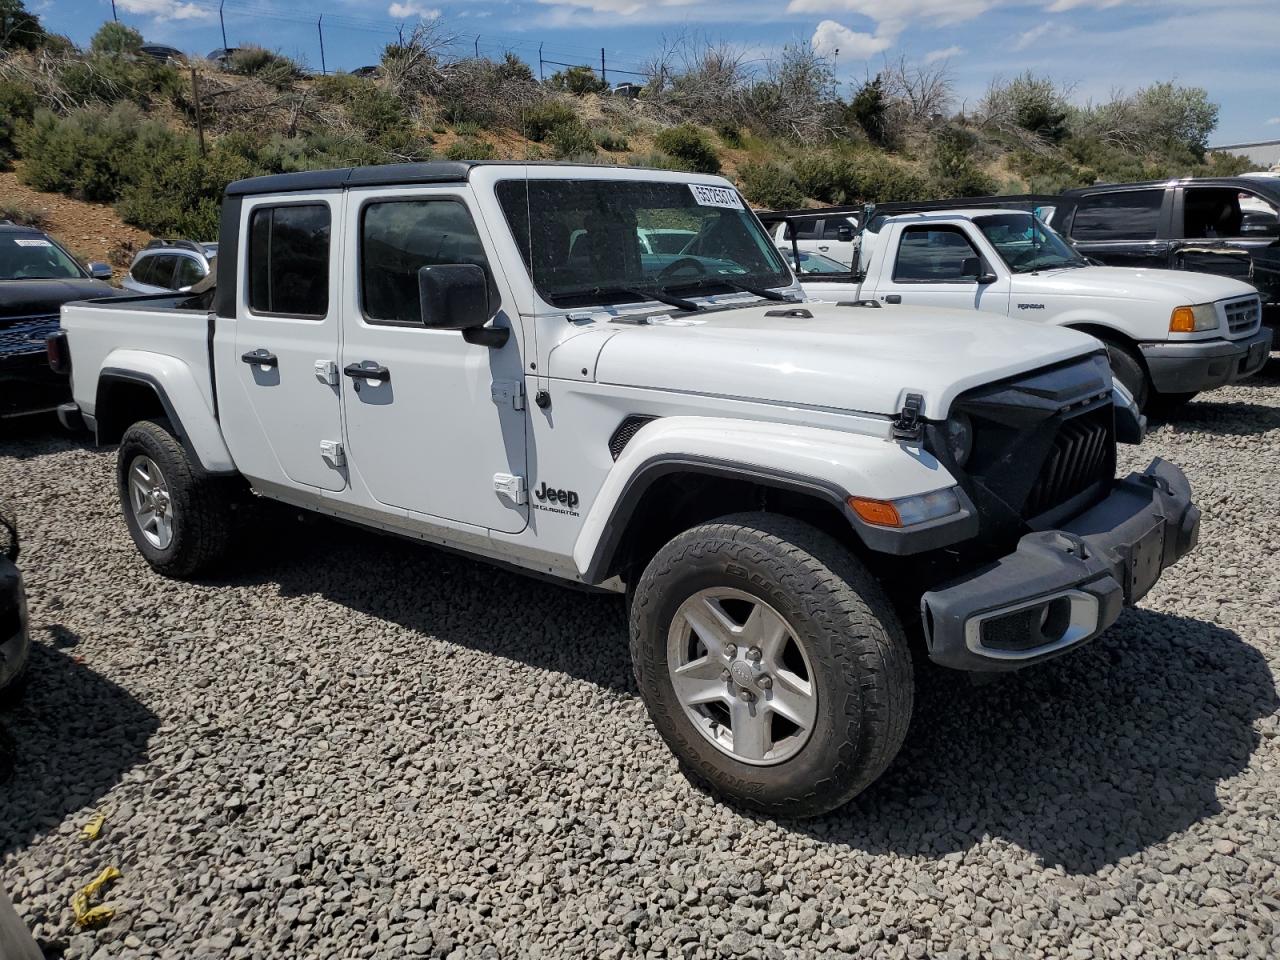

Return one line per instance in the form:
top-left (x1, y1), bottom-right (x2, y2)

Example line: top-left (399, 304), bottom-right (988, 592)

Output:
top-left (0, 316), bottom-right (59, 359)
top-left (609, 415), bottom-right (656, 460)
top-left (1023, 406), bottom-right (1114, 520)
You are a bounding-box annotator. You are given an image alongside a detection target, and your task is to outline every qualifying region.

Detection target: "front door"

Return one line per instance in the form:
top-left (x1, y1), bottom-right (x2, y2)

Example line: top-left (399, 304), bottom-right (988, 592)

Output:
top-left (874, 223), bottom-right (1010, 315)
top-left (229, 193), bottom-right (345, 492)
top-left (339, 188), bottom-right (528, 534)
top-left (1066, 188), bottom-right (1172, 269)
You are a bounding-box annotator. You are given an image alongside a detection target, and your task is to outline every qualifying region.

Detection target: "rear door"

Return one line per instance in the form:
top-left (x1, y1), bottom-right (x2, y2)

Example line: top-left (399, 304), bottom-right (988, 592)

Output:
top-left (872, 223), bottom-right (1010, 314)
top-left (1063, 188), bottom-right (1172, 268)
top-left (339, 186), bottom-right (528, 534)
top-left (1172, 184), bottom-right (1280, 287)
top-left (227, 193), bottom-right (346, 492)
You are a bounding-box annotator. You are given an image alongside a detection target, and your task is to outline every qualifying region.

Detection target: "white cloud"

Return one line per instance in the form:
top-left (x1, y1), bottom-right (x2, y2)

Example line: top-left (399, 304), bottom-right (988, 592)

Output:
top-left (1014, 21), bottom-right (1054, 49)
top-left (535, 0), bottom-right (700, 15)
top-left (1268, 117), bottom-right (1280, 126)
top-left (925, 45), bottom-right (964, 62)
top-left (810, 19), bottom-right (895, 59)
top-left (116, 0), bottom-right (213, 21)
top-left (388, 1), bottom-right (440, 17)
top-left (788, 0), bottom-right (998, 32)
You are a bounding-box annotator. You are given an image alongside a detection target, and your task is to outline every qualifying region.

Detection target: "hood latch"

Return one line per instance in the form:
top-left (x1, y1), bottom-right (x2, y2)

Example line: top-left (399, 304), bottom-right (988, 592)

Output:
top-left (892, 393), bottom-right (925, 442)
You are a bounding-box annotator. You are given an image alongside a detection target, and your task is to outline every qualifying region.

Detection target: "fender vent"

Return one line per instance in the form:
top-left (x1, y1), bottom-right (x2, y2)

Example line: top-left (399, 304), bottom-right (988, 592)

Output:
top-left (609, 415), bottom-right (657, 460)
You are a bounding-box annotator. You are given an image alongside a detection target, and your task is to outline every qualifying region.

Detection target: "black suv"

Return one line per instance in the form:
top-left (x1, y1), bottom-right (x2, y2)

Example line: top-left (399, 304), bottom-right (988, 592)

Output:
top-left (0, 223), bottom-right (119, 418)
top-left (1046, 177), bottom-right (1280, 324)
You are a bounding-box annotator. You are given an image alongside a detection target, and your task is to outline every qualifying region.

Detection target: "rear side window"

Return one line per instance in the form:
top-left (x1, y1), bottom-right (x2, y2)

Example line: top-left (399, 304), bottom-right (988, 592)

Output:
top-left (1071, 190), bottom-right (1164, 241)
top-left (248, 204), bottom-right (330, 317)
top-left (173, 256), bottom-right (205, 288)
top-left (130, 255), bottom-right (160, 286)
top-left (893, 225), bottom-right (982, 282)
top-left (135, 254), bottom-right (176, 288)
top-left (784, 220), bottom-right (821, 240)
top-left (360, 198), bottom-right (497, 326)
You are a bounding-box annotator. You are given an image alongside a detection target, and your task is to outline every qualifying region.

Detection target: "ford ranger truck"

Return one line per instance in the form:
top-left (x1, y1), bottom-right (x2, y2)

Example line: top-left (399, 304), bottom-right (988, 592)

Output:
top-left (793, 207), bottom-right (1272, 412)
top-left (54, 163), bottom-right (1200, 817)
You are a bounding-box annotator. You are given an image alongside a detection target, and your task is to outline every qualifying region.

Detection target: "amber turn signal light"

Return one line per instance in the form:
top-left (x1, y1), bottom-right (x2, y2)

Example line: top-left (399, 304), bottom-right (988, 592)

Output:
top-left (847, 496), bottom-right (902, 527)
top-left (1169, 306), bottom-right (1197, 333)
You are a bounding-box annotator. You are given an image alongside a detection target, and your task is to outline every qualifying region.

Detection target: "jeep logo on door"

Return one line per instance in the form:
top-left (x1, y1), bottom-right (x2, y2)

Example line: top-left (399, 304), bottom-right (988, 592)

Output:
top-left (533, 482), bottom-right (580, 515)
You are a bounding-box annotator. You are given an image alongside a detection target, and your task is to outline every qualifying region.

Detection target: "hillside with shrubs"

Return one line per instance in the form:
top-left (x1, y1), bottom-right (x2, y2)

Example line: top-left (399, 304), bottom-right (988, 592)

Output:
top-left (0, 3), bottom-right (1257, 243)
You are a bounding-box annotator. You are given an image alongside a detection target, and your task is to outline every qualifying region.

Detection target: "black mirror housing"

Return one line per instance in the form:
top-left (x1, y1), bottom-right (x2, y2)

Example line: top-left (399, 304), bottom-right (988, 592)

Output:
top-left (836, 225), bottom-right (855, 242)
top-left (417, 263), bottom-right (508, 347)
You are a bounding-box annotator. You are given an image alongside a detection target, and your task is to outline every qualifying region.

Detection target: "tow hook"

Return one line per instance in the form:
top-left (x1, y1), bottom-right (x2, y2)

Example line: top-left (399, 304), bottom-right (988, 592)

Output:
top-left (892, 393), bottom-right (925, 441)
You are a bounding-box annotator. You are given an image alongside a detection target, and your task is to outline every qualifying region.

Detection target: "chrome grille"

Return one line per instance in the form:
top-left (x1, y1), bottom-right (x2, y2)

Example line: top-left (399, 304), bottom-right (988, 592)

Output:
top-left (1024, 406), bottom-right (1114, 520)
top-left (0, 315), bottom-right (59, 358)
top-left (1223, 296), bottom-right (1261, 336)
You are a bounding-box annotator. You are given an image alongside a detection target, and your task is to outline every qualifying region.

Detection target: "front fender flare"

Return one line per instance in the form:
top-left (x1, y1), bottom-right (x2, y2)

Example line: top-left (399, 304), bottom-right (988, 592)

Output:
top-left (573, 416), bottom-right (968, 583)
top-left (97, 350), bottom-right (235, 474)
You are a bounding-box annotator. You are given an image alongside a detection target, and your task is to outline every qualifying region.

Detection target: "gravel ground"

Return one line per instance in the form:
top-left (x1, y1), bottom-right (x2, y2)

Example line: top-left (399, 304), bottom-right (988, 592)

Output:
top-left (2, 362), bottom-right (1279, 960)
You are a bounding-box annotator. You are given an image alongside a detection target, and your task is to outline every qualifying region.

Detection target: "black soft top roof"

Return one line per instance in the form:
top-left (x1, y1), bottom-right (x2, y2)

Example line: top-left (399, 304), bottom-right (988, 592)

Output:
top-left (225, 161), bottom-right (479, 197)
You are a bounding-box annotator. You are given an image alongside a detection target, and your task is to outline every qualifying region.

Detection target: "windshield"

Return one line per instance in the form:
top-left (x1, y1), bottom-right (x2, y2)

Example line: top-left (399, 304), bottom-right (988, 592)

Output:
top-left (495, 179), bottom-right (792, 308)
top-left (0, 233), bottom-right (86, 281)
top-left (974, 212), bottom-right (1085, 273)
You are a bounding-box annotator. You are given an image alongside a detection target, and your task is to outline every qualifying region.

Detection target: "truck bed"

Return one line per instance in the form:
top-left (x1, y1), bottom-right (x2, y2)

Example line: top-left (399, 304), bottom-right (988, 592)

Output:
top-left (60, 294), bottom-right (216, 421)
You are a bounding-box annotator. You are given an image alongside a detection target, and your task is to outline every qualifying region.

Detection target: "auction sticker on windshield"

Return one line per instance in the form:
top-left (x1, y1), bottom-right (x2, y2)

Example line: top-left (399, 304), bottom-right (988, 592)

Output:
top-left (12, 239), bottom-right (52, 247)
top-left (689, 184), bottom-right (744, 209)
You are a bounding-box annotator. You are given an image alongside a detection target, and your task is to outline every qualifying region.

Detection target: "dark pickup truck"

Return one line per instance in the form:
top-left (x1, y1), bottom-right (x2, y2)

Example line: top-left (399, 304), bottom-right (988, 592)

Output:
top-left (1044, 177), bottom-right (1280, 324)
top-left (0, 223), bottom-right (119, 418)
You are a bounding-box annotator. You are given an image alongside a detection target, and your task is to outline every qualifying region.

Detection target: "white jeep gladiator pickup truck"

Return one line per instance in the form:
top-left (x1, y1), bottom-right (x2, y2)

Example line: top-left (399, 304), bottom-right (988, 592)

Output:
top-left (788, 207), bottom-right (1273, 411)
top-left (53, 162), bottom-right (1201, 816)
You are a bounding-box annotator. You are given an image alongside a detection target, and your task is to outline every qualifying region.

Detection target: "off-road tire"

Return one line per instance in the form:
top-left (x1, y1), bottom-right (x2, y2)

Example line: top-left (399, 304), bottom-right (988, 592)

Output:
top-left (117, 419), bottom-right (237, 578)
top-left (1103, 340), bottom-right (1151, 411)
top-left (630, 512), bottom-right (913, 818)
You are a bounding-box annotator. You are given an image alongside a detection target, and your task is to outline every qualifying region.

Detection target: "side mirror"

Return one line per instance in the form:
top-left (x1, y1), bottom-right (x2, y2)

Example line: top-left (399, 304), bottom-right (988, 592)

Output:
top-left (88, 262), bottom-right (113, 280)
top-left (836, 224), bottom-right (855, 243)
top-left (417, 264), bottom-right (507, 347)
top-left (977, 271), bottom-right (999, 285)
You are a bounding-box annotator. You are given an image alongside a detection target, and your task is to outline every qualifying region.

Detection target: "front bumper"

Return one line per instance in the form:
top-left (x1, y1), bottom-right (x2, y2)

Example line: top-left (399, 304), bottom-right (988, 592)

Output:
top-left (0, 351), bottom-right (69, 418)
top-left (1139, 327), bottom-right (1272, 394)
top-left (920, 458), bottom-right (1199, 672)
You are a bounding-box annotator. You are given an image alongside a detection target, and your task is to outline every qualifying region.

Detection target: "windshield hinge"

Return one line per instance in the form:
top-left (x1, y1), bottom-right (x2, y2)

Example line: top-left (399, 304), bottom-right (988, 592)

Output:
top-left (892, 393), bottom-right (925, 442)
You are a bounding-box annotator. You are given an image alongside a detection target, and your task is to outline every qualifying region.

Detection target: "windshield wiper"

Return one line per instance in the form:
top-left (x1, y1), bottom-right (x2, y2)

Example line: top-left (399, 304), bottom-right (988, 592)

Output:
top-left (663, 277), bottom-right (792, 302)
top-left (549, 284), bottom-right (702, 312)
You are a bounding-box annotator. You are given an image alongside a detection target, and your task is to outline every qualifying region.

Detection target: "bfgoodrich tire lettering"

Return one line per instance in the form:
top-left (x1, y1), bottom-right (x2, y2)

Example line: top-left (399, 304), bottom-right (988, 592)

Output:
top-left (117, 419), bottom-right (237, 578)
top-left (630, 512), bottom-right (913, 817)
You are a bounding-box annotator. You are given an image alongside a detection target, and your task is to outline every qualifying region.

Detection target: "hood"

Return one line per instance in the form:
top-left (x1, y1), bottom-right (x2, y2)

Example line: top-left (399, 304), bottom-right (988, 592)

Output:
top-left (591, 302), bottom-right (1101, 419)
top-left (0, 278), bottom-right (121, 320)
top-left (1020, 266), bottom-right (1258, 304)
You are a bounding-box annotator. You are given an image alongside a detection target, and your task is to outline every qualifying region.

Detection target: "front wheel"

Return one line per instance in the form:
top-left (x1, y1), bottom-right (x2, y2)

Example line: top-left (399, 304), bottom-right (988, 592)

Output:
top-left (629, 513), bottom-right (913, 818)
top-left (1103, 340), bottom-right (1151, 411)
top-left (117, 419), bottom-right (238, 578)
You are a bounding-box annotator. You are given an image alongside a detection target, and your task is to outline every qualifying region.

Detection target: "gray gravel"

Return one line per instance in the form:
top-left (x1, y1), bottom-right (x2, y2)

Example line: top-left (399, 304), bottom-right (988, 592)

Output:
top-left (3, 361), bottom-right (1280, 960)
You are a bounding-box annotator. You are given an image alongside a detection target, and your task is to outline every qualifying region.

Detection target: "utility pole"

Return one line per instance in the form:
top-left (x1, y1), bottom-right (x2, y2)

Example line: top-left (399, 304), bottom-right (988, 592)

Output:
top-left (601, 48), bottom-right (606, 85)
top-left (317, 16), bottom-right (326, 75)
top-left (538, 42), bottom-right (544, 81)
top-left (219, 0), bottom-right (227, 52)
top-left (474, 36), bottom-right (480, 59)
top-left (111, 0), bottom-right (118, 22)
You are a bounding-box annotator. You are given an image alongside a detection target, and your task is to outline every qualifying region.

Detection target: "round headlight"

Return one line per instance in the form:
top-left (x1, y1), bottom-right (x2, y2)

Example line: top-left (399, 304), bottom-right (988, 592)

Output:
top-left (945, 412), bottom-right (974, 467)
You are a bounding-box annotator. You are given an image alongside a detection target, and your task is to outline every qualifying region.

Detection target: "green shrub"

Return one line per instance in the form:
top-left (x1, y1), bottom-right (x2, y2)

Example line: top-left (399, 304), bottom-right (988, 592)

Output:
top-left (549, 122), bottom-right (596, 159)
top-left (736, 161), bottom-right (805, 209)
top-left (547, 65), bottom-right (607, 96)
top-left (591, 127), bottom-right (629, 152)
top-left (653, 124), bottom-right (720, 174)
top-left (89, 21), bottom-right (143, 58)
top-left (444, 137), bottom-right (496, 161)
top-left (928, 127), bottom-right (997, 197)
top-left (522, 101), bottom-right (578, 142)
top-left (715, 123), bottom-right (743, 148)
top-left (451, 120), bottom-right (483, 138)
top-left (794, 150), bottom-right (930, 204)
top-left (0, 78), bottom-right (36, 168)
top-left (17, 105), bottom-right (141, 201)
top-left (0, 0), bottom-right (46, 52)
top-left (228, 46), bottom-right (302, 87)
top-left (845, 76), bottom-right (890, 146)
top-left (627, 150), bottom-right (685, 172)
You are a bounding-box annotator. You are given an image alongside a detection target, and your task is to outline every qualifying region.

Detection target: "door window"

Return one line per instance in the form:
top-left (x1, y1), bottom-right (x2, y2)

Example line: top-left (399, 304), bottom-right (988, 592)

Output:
top-left (1071, 190), bottom-right (1164, 241)
top-left (247, 204), bottom-right (331, 318)
top-left (173, 256), bottom-right (205, 288)
top-left (130, 255), bottom-right (161, 286)
top-left (1183, 187), bottom-right (1279, 239)
top-left (360, 198), bottom-right (498, 326)
top-left (138, 254), bottom-right (178, 288)
top-left (893, 226), bottom-right (983, 282)
top-left (783, 220), bottom-right (821, 240)
top-left (821, 219), bottom-right (855, 240)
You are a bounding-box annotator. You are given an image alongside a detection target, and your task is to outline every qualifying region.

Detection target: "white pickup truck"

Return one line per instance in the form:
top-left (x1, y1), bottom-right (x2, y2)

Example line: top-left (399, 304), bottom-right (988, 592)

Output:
top-left (53, 162), bottom-right (1200, 816)
top-left (787, 207), bottom-right (1273, 410)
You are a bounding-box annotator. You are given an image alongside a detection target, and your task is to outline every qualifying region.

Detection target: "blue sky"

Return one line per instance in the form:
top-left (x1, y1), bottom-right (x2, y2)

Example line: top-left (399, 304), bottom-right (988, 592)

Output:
top-left (34, 0), bottom-right (1278, 143)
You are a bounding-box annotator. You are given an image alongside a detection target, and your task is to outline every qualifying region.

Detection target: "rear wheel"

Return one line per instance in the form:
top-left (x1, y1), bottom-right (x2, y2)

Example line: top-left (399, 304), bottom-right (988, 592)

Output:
top-left (1103, 340), bottom-right (1151, 411)
top-left (117, 419), bottom-right (238, 578)
top-left (630, 512), bottom-right (913, 817)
